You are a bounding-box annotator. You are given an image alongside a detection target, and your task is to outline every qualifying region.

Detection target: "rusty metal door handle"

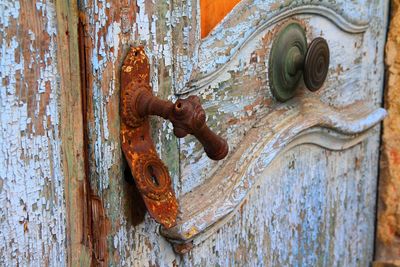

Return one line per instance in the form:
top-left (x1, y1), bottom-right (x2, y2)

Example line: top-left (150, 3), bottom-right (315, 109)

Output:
top-left (134, 89), bottom-right (228, 161)
top-left (120, 46), bottom-right (228, 228)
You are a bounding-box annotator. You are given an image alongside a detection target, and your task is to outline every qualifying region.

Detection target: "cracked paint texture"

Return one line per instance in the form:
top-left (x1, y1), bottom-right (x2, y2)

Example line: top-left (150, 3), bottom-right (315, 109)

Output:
top-left (0, 0), bottom-right (389, 266)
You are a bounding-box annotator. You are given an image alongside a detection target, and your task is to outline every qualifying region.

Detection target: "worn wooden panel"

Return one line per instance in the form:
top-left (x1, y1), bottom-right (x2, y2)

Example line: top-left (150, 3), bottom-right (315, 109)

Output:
top-left (375, 0), bottom-right (400, 265)
top-left (178, 2), bottom-right (387, 196)
top-left (0, 0), bottom-right (68, 265)
top-left (179, 136), bottom-right (380, 266)
top-left (0, 0), bottom-right (389, 265)
top-left (170, 0), bottom-right (387, 252)
top-left (175, 1), bottom-right (386, 199)
top-left (174, 0), bottom-right (373, 93)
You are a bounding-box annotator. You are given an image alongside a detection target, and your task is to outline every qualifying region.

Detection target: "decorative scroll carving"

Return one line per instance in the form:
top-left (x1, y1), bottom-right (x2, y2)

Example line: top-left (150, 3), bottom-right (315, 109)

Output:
top-left (161, 97), bottom-right (386, 247)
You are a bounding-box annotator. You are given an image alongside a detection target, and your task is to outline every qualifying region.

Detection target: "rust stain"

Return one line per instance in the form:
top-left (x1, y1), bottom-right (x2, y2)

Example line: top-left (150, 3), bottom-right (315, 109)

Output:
top-left (23, 221), bottom-right (28, 233)
top-left (183, 226), bottom-right (199, 239)
top-left (90, 195), bottom-right (110, 266)
top-left (173, 242), bottom-right (194, 254)
top-left (389, 149), bottom-right (400, 165)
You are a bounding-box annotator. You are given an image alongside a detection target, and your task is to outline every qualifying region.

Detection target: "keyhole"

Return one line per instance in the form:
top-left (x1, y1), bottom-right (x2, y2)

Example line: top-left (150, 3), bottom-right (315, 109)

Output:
top-left (147, 165), bottom-right (159, 186)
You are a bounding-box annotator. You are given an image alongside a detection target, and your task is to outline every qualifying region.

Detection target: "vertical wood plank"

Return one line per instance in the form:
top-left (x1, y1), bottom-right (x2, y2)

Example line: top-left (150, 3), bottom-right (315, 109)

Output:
top-left (0, 0), bottom-right (67, 265)
top-left (55, 0), bottom-right (91, 266)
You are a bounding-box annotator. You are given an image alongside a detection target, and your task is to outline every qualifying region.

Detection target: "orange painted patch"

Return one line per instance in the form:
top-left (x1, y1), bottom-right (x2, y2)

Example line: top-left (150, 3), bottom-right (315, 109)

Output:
top-left (201, 0), bottom-right (242, 38)
top-left (390, 148), bottom-right (400, 165)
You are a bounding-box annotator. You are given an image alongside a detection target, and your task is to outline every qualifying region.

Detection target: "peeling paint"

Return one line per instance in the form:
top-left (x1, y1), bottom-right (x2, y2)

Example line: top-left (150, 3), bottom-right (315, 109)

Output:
top-left (0, 0), bottom-right (66, 265)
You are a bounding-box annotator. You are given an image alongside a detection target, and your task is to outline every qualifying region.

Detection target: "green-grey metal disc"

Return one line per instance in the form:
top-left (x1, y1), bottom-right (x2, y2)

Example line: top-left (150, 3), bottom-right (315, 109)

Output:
top-left (269, 23), bottom-right (307, 102)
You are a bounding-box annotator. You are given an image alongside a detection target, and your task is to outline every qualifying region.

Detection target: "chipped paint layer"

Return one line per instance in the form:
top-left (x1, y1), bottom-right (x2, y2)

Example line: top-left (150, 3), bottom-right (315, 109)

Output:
top-left (178, 14), bottom-right (370, 195)
top-left (180, 137), bottom-right (381, 266)
top-left (0, 0), bottom-right (66, 265)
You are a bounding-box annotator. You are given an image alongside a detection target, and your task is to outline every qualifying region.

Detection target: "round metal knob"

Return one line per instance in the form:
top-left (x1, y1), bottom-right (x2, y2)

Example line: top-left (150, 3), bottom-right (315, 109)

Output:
top-left (304, 37), bottom-right (330, 92)
top-left (269, 22), bottom-right (330, 101)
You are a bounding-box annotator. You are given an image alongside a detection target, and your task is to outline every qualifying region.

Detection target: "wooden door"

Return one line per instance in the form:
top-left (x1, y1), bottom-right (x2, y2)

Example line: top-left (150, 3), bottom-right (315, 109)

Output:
top-left (0, 0), bottom-right (389, 266)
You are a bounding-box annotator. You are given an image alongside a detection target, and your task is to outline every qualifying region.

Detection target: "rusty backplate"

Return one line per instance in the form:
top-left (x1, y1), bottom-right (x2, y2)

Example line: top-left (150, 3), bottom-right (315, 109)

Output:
top-left (120, 46), bottom-right (178, 229)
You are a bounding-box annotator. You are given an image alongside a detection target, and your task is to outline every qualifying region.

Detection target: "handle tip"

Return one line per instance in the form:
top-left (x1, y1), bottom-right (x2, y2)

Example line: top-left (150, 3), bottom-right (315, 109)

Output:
top-left (205, 140), bottom-right (229, 161)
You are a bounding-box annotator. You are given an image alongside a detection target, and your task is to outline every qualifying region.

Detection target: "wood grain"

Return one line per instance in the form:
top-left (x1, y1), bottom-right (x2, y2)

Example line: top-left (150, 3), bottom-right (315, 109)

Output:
top-left (55, 0), bottom-right (91, 265)
top-left (77, 0), bottom-right (181, 264)
top-left (179, 2), bottom-right (371, 94)
top-left (0, 0), bottom-right (389, 265)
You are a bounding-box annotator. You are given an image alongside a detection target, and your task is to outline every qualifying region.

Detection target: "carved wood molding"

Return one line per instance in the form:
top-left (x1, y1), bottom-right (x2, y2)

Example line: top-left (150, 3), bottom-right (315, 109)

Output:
top-left (178, 4), bottom-right (370, 94)
top-left (161, 97), bottom-right (386, 245)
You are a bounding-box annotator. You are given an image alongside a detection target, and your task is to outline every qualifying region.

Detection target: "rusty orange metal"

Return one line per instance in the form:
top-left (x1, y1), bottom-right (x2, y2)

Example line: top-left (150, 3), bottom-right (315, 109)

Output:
top-left (120, 46), bottom-right (228, 228)
top-left (120, 47), bottom-right (178, 228)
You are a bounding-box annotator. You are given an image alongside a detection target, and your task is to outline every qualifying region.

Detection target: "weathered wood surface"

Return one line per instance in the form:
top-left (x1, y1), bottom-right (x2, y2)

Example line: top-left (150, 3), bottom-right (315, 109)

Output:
top-left (0, 0), bottom-right (70, 265)
top-left (375, 0), bottom-right (400, 265)
top-left (77, 0), bottom-right (389, 265)
top-left (0, 1), bottom-right (89, 265)
top-left (178, 0), bottom-right (372, 94)
top-left (181, 137), bottom-right (381, 266)
top-left (55, 0), bottom-right (91, 265)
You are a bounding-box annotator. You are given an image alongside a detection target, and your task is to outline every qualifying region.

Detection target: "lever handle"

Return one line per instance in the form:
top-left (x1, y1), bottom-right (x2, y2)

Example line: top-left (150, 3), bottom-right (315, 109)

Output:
top-left (135, 90), bottom-right (229, 160)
